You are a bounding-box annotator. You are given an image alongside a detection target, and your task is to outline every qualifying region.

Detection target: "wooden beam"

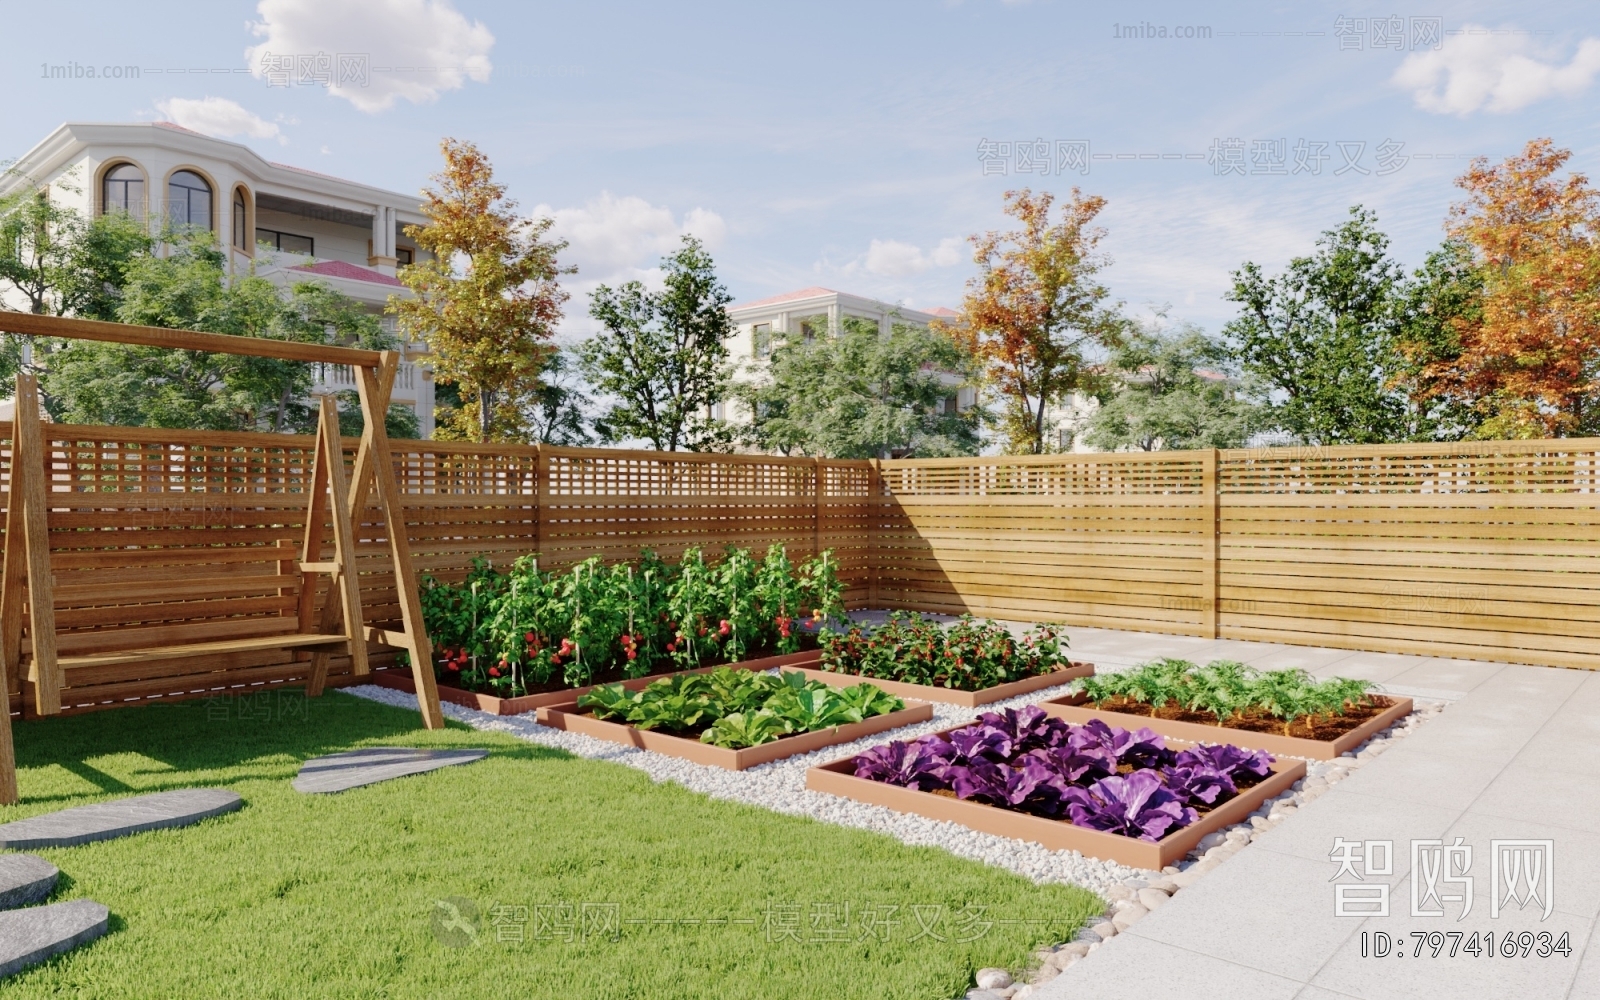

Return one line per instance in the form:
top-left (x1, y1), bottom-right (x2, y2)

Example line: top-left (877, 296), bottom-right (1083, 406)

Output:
top-left (320, 395), bottom-right (367, 678)
top-left (0, 412), bottom-right (18, 799)
top-left (355, 353), bottom-right (443, 729)
top-left (0, 311), bottom-right (384, 367)
top-left (12, 375), bottom-right (61, 716)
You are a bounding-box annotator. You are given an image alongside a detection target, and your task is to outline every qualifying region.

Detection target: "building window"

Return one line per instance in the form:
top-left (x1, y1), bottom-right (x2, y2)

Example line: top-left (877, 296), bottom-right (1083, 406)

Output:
top-left (232, 188), bottom-right (249, 250)
top-left (799, 316), bottom-right (826, 342)
top-left (256, 228), bottom-right (315, 255)
top-left (752, 322), bottom-right (772, 358)
top-left (102, 163), bottom-right (145, 219)
top-left (395, 246), bottom-right (414, 266)
top-left (166, 170), bottom-right (212, 230)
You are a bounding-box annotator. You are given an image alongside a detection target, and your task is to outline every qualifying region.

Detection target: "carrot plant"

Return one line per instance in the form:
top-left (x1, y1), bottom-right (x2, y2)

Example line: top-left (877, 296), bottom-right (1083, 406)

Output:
top-left (1074, 659), bottom-right (1379, 734)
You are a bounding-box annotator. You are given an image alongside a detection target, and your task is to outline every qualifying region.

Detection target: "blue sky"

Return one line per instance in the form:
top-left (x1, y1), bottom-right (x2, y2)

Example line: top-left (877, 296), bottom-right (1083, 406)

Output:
top-left (5, 0), bottom-right (1600, 339)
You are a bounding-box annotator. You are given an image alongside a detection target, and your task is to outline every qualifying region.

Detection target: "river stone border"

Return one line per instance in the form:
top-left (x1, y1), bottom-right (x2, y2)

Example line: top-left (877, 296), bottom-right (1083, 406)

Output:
top-left (292, 747), bottom-right (488, 794)
top-left (0, 788), bottom-right (243, 850)
top-left (0, 899), bottom-right (109, 979)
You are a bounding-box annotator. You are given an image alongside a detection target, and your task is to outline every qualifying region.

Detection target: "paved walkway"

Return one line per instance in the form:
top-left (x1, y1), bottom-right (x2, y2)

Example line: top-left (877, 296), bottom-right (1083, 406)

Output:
top-left (1024, 626), bottom-right (1599, 1000)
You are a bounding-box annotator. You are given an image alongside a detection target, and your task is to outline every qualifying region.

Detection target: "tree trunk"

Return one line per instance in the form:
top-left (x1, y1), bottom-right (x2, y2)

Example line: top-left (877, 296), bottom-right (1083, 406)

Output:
top-left (478, 388), bottom-right (492, 443)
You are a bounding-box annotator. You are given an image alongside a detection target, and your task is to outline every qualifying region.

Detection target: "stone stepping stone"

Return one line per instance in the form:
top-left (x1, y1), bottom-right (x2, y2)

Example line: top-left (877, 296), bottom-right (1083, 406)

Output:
top-left (293, 747), bottom-right (487, 794)
top-left (0, 898), bottom-right (108, 979)
top-left (0, 856), bottom-right (58, 910)
top-left (0, 789), bottom-right (243, 850)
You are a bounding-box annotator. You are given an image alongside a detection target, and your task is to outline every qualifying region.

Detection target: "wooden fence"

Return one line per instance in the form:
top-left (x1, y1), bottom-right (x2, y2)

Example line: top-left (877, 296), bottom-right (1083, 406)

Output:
top-left (2, 426), bottom-right (1597, 716)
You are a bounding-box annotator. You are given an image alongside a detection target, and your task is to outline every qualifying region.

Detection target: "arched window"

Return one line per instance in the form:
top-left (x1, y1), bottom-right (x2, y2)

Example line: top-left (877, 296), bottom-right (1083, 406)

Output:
top-left (166, 170), bottom-right (212, 230)
top-left (102, 163), bottom-right (145, 220)
top-left (232, 188), bottom-right (249, 250)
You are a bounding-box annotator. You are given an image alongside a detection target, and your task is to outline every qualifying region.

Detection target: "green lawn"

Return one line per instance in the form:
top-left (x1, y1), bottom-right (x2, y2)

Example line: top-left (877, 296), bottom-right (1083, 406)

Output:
top-left (0, 689), bottom-right (1100, 999)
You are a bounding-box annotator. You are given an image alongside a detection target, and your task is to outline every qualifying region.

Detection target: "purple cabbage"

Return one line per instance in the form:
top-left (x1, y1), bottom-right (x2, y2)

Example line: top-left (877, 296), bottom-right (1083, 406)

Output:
top-left (1071, 718), bottom-right (1172, 769)
top-left (972, 706), bottom-right (1072, 754)
top-left (1061, 771), bottom-right (1197, 842)
top-left (946, 724), bottom-right (1013, 765)
top-left (1160, 764), bottom-right (1235, 806)
top-left (1174, 744), bottom-right (1273, 783)
top-left (853, 737), bottom-right (953, 790)
top-left (1022, 742), bottom-right (1116, 787)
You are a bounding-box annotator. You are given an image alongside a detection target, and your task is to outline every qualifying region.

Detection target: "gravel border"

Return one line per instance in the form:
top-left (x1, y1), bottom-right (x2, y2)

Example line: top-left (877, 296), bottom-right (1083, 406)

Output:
top-left (344, 677), bottom-right (1152, 896)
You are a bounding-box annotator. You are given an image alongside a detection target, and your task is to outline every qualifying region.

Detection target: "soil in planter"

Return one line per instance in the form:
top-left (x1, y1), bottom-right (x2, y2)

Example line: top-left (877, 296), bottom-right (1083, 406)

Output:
top-left (438, 634), bottom-right (821, 699)
top-left (819, 663), bottom-right (1066, 693)
top-left (569, 709), bottom-right (835, 747)
top-left (1086, 695), bottom-right (1398, 741)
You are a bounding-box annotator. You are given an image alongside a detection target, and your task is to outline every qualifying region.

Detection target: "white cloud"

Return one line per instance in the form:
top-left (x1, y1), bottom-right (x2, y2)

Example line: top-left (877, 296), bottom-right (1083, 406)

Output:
top-left (154, 97), bottom-right (285, 143)
top-left (245, 0), bottom-right (493, 113)
top-left (858, 236), bottom-right (963, 277)
top-left (534, 192), bottom-right (726, 286)
top-left (1392, 26), bottom-right (1600, 115)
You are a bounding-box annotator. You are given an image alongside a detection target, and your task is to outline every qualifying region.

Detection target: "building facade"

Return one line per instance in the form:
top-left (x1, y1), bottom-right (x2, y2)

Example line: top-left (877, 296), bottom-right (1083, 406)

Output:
top-left (0, 121), bottom-right (436, 434)
top-left (723, 286), bottom-right (974, 424)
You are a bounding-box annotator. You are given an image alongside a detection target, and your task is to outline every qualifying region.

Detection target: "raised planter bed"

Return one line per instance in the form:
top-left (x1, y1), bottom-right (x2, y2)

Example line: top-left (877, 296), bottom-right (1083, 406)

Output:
top-left (537, 697), bottom-right (934, 770)
top-left (369, 650), bottom-right (822, 717)
top-left (794, 661), bottom-right (1095, 707)
top-left (1039, 693), bottom-right (1414, 761)
top-left (806, 724), bottom-right (1305, 869)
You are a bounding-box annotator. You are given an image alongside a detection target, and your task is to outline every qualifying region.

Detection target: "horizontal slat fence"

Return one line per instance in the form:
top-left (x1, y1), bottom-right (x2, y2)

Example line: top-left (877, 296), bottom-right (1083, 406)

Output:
top-left (1217, 440), bottom-right (1600, 670)
top-left (3, 420), bottom-right (1598, 717)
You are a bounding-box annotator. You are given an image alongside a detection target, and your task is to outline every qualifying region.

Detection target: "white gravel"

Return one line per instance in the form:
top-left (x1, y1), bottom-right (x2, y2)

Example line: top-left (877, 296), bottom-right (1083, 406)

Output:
top-left (343, 677), bottom-right (1153, 897)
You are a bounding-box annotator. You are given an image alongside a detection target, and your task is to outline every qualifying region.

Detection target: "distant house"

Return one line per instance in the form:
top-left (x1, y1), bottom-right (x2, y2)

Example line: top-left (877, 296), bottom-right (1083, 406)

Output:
top-left (723, 286), bottom-right (973, 426)
top-left (0, 121), bottom-right (436, 434)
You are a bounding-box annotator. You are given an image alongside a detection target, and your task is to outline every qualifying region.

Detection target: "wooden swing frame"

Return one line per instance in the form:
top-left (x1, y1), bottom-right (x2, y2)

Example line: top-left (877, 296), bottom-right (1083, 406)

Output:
top-left (0, 311), bottom-right (445, 805)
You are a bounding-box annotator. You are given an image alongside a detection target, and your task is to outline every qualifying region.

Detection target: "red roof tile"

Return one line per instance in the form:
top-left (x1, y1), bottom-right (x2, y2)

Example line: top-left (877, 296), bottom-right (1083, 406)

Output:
top-left (289, 259), bottom-right (403, 287)
top-left (731, 286), bottom-right (838, 310)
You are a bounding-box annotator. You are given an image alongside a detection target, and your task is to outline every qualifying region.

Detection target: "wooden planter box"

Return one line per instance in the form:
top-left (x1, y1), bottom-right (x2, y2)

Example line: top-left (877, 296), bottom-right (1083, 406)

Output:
top-left (784, 661), bottom-right (1095, 707)
top-left (806, 726), bottom-right (1306, 869)
top-left (1038, 694), bottom-right (1414, 761)
top-left (369, 650), bottom-right (822, 717)
top-left (536, 698), bottom-right (935, 770)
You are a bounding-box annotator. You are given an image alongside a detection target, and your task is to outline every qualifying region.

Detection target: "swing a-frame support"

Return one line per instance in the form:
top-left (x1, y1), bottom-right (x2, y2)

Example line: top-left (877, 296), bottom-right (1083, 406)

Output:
top-left (0, 311), bottom-right (444, 805)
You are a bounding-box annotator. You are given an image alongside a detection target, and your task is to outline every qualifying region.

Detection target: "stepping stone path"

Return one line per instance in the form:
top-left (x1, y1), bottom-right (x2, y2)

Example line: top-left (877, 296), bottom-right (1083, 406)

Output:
top-left (293, 747), bottom-right (488, 794)
top-left (0, 899), bottom-right (109, 979)
top-left (0, 855), bottom-right (57, 910)
top-left (0, 788), bottom-right (243, 850)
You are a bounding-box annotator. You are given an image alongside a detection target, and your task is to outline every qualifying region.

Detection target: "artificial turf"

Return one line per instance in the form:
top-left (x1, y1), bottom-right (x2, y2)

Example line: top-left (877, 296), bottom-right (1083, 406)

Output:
top-left (0, 688), bottom-right (1102, 999)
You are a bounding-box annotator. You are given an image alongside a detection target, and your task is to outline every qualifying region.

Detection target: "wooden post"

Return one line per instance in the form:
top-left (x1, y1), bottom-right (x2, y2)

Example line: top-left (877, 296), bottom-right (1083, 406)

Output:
top-left (867, 459), bottom-right (882, 608)
top-left (812, 457), bottom-right (823, 561)
top-left (1202, 448), bottom-right (1220, 639)
top-left (10, 375), bottom-right (60, 716)
top-left (354, 354), bottom-right (443, 729)
top-left (0, 407), bottom-right (18, 801)
top-left (304, 396), bottom-right (368, 696)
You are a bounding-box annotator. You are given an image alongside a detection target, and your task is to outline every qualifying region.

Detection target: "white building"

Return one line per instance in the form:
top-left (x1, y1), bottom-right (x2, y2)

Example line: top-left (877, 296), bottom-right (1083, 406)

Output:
top-left (723, 286), bottom-right (974, 426)
top-left (0, 121), bottom-right (436, 435)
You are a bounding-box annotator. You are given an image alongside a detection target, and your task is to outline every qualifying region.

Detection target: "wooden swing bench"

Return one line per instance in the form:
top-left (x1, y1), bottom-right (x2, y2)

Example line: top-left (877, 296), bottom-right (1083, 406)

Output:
top-left (0, 312), bottom-right (446, 804)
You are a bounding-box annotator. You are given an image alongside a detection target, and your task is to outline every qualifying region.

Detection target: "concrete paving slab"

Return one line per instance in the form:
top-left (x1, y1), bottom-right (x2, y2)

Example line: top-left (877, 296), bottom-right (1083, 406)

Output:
top-left (1034, 926), bottom-right (1305, 1000)
top-left (1439, 811), bottom-right (1600, 921)
top-left (1330, 746), bottom-right (1505, 812)
top-left (1307, 909), bottom-right (1590, 1000)
top-left (292, 747), bottom-right (487, 794)
top-left (0, 898), bottom-right (108, 979)
top-left (0, 788), bottom-right (242, 849)
top-left (0, 856), bottom-right (57, 910)
top-left (1382, 658), bottom-right (1505, 695)
top-left (1566, 919), bottom-right (1600, 1000)
top-left (1125, 847), bottom-right (1364, 983)
top-left (1468, 763), bottom-right (1600, 836)
top-left (1249, 787), bottom-right (1463, 867)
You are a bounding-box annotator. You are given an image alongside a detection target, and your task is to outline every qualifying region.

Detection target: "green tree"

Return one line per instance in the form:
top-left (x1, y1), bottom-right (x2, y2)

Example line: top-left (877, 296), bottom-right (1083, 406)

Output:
top-left (523, 348), bottom-right (593, 446)
top-left (391, 138), bottom-right (570, 443)
top-left (1391, 239), bottom-right (1486, 440)
top-left (1084, 320), bottom-right (1265, 451)
top-left (737, 316), bottom-right (981, 459)
top-left (1224, 206), bottom-right (1415, 444)
top-left (579, 235), bottom-right (733, 451)
top-left (42, 235), bottom-right (396, 431)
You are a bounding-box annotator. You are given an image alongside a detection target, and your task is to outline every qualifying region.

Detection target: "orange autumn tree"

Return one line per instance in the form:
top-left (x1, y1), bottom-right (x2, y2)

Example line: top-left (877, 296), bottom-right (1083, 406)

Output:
top-left (391, 138), bottom-right (571, 442)
top-left (1418, 139), bottom-right (1600, 438)
top-left (941, 188), bottom-right (1126, 454)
